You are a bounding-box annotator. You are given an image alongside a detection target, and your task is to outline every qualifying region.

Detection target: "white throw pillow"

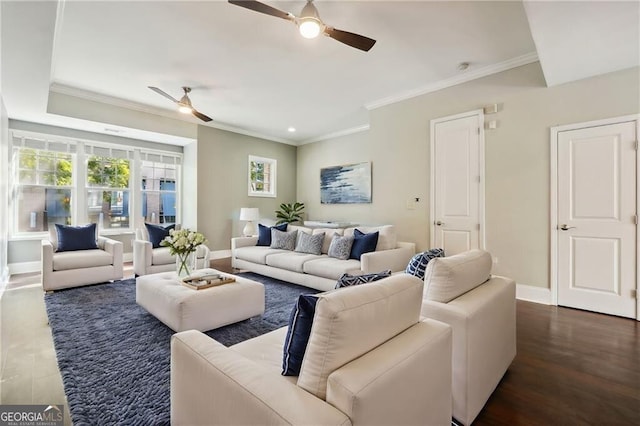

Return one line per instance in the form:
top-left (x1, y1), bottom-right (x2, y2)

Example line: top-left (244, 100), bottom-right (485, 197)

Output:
top-left (423, 249), bottom-right (492, 303)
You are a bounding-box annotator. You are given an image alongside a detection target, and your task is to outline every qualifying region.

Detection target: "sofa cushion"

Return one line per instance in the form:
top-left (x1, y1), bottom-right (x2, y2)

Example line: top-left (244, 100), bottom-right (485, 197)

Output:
top-left (151, 246), bottom-right (175, 265)
top-left (282, 294), bottom-right (319, 376)
top-left (297, 274), bottom-right (424, 400)
top-left (271, 229), bottom-right (297, 251)
top-left (53, 249), bottom-right (113, 271)
top-left (349, 229), bottom-right (379, 260)
top-left (424, 249), bottom-right (492, 303)
top-left (335, 269), bottom-right (391, 289)
top-left (303, 257), bottom-right (361, 280)
top-left (257, 223), bottom-right (288, 246)
top-left (55, 223), bottom-right (98, 252)
top-left (313, 228), bottom-right (344, 254)
top-left (406, 248), bottom-right (445, 280)
top-left (327, 234), bottom-right (354, 260)
top-left (295, 231), bottom-right (324, 255)
top-left (235, 246), bottom-right (288, 265)
top-left (145, 223), bottom-right (174, 248)
top-left (266, 252), bottom-right (324, 273)
top-left (344, 225), bottom-right (397, 251)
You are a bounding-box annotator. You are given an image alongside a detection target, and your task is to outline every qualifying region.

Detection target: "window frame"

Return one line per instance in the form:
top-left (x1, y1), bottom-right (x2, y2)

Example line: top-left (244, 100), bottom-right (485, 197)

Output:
top-left (248, 155), bottom-right (277, 198)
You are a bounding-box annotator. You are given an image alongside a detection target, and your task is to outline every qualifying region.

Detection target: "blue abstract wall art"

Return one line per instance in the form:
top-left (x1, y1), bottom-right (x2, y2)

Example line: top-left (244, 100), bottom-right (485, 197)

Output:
top-left (320, 162), bottom-right (372, 204)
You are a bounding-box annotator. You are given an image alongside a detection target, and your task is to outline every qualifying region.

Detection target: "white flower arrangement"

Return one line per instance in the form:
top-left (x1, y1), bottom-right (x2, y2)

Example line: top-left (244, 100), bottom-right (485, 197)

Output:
top-left (161, 228), bottom-right (207, 256)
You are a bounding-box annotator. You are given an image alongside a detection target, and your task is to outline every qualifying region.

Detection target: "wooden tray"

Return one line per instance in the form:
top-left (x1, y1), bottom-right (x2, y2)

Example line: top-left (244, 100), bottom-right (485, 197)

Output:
top-left (181, 277), bottom-right (236, 290)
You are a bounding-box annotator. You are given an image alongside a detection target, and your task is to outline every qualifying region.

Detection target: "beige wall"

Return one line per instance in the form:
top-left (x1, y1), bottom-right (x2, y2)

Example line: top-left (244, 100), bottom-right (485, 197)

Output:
top-left (297, 63), bottom-right (640, 289)
top-left (196, 126), bottom-right (297, 250)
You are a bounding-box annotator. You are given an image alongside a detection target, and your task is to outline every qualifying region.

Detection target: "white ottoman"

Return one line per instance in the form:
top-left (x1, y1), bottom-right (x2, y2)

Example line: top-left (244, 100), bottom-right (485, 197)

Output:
top-left (136, 268), bottom-right (265, 332)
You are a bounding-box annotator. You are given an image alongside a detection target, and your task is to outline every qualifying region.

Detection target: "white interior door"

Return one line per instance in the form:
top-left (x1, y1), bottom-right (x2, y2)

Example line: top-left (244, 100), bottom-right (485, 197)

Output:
top-left (557, 121), bottom-right (637, 318)
top-left (431, 112), bottom-right (483, 256)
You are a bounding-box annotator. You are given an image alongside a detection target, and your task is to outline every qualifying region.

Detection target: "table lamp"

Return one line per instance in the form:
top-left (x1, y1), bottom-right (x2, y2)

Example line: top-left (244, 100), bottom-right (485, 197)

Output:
top-left (239, 208), bottom-right (260, 237)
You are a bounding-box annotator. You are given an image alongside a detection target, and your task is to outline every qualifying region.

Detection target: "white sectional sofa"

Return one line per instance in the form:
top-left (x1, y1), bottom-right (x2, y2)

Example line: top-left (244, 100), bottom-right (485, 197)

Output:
top-left (232, 224), bottom-right (416, 291)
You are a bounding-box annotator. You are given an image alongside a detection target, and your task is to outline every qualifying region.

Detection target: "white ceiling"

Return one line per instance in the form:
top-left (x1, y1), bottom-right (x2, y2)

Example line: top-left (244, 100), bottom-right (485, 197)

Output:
top-left (1, 1), bottom-right (638, 146)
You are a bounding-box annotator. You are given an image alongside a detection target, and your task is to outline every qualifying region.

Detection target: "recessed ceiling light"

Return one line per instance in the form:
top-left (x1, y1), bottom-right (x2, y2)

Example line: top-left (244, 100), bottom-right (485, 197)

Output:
top-left (288, 127), bottom-right (296, 133)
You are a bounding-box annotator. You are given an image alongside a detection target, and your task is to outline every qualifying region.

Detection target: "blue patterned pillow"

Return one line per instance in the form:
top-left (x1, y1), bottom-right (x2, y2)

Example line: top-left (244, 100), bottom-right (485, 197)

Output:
top-left (257, 223), bottom-right (287, 246)
top-left (327, 234), bottom-right (354, 260)
top-left (55, 223), bottom-right (98, 252)
top-left (405, 248), bottom-right (445, 279)
top-left (282, 294), bottom-right (318, 376)
top-left (335, 269), bottom-right (392, 289)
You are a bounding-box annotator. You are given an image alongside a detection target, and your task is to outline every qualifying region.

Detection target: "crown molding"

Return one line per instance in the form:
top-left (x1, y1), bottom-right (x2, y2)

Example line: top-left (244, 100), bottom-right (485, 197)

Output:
top-left (365, 52), bottom-right (540, 111)
top-left (299, 124), bottom-right (370, 145)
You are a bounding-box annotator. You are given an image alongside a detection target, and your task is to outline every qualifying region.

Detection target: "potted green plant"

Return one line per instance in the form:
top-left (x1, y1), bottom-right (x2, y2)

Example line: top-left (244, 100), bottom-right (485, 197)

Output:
top-left (275, 202), bottom-right (305, 225)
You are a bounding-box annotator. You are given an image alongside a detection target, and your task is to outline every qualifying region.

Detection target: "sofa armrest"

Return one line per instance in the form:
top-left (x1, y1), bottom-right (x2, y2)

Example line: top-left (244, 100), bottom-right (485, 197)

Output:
top-left (420, 276), bottom-right (516, 425)
top-left (133, 239), bottom-right (153, 275)
top-left (99, 237), bottom-right (123, 277)
top-left (171, 330), bottom-right (351, 426)
top-left (231, 236), bottom-right (258, 251)
top-left (360, 242), bottom-right (416, 273)
top-left (41, 239), bottom-right (54, 273)
top-left (327, 319), bottom-right (452, 426)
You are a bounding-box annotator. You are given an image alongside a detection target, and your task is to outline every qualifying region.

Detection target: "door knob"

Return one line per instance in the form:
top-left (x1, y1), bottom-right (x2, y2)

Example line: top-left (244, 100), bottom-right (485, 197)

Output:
top-left (559, 224), bottom-right (576, 231)
top-left (435, 221), bottom-right (444, 226)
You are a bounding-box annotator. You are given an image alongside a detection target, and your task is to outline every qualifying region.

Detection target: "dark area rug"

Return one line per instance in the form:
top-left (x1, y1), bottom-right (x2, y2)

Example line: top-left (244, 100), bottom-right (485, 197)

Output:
top-left (44, 272), bottom-right (318, 426)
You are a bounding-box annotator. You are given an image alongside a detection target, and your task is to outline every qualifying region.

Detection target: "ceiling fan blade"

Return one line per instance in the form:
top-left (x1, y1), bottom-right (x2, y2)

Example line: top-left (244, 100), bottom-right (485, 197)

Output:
top-left (148, 86), bottom-right (179, 103)
top-left (228, 0), bottom-right (294, 21)
top-left (324, 27), bottom-right (376, 52)
top-left (192, 109), bottom-right (213, 122)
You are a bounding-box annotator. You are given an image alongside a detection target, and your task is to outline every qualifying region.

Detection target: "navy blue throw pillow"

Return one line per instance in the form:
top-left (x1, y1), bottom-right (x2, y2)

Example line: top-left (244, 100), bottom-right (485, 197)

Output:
top-left (282, 294), bottom-right (318, 376)
top-left (349, 229), bottom-right (379, 260)
top-left (146, 223), bottom-right (175, 249)
top-left (335, 269), bottom-right (392, 289)
top-left (405, 248), bottom-right (445, 280)
top-left (55, 223), bottom-right (98, 252)
top-left (257, 223), bottom-right (287, 246)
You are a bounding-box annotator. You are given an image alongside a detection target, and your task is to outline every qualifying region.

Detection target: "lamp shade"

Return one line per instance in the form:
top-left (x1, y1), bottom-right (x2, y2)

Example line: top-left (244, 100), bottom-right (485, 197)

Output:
top-left (239, 208), bottom-right (260, 221)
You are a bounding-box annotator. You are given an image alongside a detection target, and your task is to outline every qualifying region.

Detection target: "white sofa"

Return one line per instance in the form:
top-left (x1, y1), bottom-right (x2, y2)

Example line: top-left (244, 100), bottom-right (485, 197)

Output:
top-left (171, 274), bottom-right (453, 426)
top-left (133, 225), bottom-right (211, 276)
top-left (41, 236), bottom-right (123, 291)
top-left (232, 225), bottom-right (416, 291)
top-left (420, 249), bottom-right (516, 425)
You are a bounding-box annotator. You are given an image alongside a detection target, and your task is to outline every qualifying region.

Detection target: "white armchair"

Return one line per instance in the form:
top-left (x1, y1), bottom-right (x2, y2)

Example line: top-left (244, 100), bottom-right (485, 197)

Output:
top-left (42, 235), bottom-right (123, 291)
top-left (133, 225), bottom-right (210, 276)
top-left (420, 249), bottom-right (516, 425)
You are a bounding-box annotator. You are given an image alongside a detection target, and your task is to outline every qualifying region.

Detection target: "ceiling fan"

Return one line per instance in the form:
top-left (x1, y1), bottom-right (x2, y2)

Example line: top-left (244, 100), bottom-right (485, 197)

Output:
top-left (148, 86), bottom-right (213, 122)
top-left (228, 0), bottom-right (376, 52)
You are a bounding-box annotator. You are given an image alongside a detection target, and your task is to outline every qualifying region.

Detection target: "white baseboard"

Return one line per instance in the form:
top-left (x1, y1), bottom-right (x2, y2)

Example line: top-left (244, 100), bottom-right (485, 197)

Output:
top-left (8, 261), bottom-right (40, 275)
top-left (516, 283), bottom-right (552, 305)
top-left (210, 249), bottom-right (231, 260)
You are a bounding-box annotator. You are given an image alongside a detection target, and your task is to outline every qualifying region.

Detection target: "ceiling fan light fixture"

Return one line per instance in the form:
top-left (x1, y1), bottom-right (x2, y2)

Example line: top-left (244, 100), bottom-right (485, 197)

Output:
top-left (299, 18), bottom-right (322, 38)
top-left (178, 104), bottom-right (192, 114)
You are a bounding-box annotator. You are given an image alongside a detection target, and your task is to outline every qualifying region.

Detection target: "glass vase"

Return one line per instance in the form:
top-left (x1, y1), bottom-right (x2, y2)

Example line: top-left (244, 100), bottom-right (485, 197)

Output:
top-left (176, 251), bottom-right (196, 278)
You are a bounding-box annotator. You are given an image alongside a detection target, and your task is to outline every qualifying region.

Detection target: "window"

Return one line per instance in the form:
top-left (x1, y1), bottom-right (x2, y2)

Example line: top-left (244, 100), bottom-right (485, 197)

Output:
top-left (12, 146), bottom-right (74, 233)
top-left (141, 160), bottom-right (178, 225)
top-left (248, 155), bottom-right (276, 197)
top-left (10, 131), bottom-right (182, 237)
top-left (86, 155), bottom-right (131, 229)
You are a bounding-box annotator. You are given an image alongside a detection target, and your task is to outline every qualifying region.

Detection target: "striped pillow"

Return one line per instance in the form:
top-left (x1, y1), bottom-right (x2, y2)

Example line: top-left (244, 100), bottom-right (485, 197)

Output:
top-left (405, 248), bottom-right (445, 280)
top-left (335, 269), bottom-right (392, 289)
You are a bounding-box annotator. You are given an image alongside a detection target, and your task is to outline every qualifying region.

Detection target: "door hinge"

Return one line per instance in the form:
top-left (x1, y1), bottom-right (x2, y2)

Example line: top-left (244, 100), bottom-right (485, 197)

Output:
top-left (631, 289), bottom-right (637, 299)
top-left (634, 215), bottom-right (638, 225)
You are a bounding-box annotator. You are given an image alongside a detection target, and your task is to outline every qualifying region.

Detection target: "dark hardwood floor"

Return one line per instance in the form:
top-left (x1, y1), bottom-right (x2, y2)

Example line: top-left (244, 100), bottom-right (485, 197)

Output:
top-left (213, 258), bottom-right (639, 425)
top-left (476, 301), bottom-right (639, 425)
